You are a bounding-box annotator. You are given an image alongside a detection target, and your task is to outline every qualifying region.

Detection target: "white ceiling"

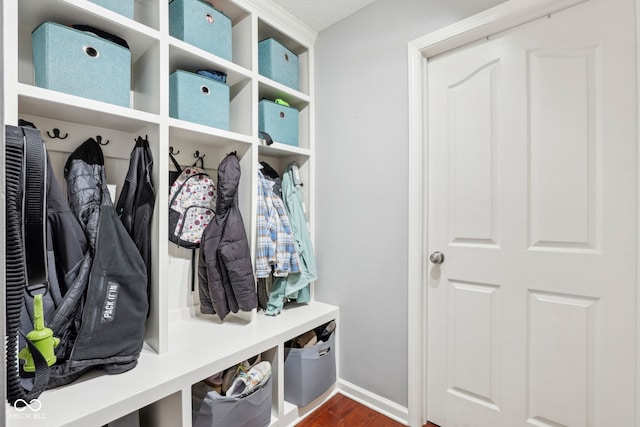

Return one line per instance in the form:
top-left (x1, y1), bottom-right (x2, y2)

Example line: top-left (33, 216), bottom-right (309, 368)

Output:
top-left (268, 0), bottom-right (377, 32)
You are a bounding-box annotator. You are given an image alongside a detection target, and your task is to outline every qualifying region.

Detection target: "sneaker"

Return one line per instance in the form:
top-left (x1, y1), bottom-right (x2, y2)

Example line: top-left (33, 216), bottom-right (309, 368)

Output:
top-left (226, 361), bottom-right (272, 397)
top-left (221, 361), bottom-right (249, 395)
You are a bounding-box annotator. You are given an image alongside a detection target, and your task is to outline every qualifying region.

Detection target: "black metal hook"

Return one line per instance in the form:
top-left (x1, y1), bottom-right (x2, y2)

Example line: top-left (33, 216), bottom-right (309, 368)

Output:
top-left (193, 150), bottom-right (205, 168)
top-left (170, 146), bottom-right (180, 155)
top-left (46, 128), bottom-right (68, 140)
top-left (96, 135), bottom-right (109, 146)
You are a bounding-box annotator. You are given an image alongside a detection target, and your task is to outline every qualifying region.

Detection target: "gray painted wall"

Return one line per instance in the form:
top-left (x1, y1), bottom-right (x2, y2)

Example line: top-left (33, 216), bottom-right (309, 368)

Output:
top-left (314, 0), bottom-right (506, 407)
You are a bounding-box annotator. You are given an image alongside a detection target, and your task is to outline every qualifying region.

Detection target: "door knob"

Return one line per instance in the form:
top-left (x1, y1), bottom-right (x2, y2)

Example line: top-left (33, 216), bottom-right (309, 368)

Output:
top-left (430, 251), bottom-right (445, 264)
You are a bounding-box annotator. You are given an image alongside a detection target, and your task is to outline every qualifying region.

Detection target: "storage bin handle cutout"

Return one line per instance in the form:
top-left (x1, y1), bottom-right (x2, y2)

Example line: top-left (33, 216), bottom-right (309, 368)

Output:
top-left (318, 347), bottom-right (331, 357)
top-left (84, 46), bottom-right (99, 58)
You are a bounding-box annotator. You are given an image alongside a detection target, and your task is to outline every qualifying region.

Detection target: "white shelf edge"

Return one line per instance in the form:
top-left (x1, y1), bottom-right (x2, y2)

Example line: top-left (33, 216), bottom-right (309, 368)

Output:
top-left (168, 118), bottom-right (256, 145)
top-left (168, 36), bottom-right (253, 80)
top-left (258, 141), bottom-right (311, 157)
top-left (17, 83), bottom-right (161, 130)
top-left (258, 75), bottom-right (311, 103)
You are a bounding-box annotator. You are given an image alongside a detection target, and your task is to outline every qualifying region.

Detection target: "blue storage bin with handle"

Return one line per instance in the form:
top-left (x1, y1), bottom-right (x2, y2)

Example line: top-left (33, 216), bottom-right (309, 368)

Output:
top-left (32, 22), bottom-right (131, 107)
top-left (170, 70), bottom-right (229, 130)
top-left (258, 38), bottom-right (299, 90)
top-left (259, 99), bottom-right (298, 147)
top-left (169, 0), bottom-right (232, 61)
top-left (87, 0), bottom-right (134, 19)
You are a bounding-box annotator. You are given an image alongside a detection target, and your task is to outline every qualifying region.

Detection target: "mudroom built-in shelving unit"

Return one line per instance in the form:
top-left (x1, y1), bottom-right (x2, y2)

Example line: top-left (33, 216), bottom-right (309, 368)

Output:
top-left (2, 0), bottom-right (338, 425)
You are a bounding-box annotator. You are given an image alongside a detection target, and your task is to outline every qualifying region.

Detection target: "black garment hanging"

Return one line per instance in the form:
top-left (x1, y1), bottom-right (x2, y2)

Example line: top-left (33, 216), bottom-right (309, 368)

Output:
top-left (116, 135), bottom-right (156, 311)
top-left (259, 161), bottom-right (279, 180)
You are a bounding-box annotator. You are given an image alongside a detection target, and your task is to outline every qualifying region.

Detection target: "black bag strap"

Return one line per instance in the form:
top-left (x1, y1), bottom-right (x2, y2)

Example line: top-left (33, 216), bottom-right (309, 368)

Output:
top-left (192, 151), bottom-right (205, 169)
top-left (5, 124), bottom-right (50, 405)
top-left (169, 151), bottom-right (182, 174)
top-left (191, 250), bottom-right (196, 292)
top-left (259, 131), bottom-right (274, 146)
top-left (22, 127), bottom-right (48, 288)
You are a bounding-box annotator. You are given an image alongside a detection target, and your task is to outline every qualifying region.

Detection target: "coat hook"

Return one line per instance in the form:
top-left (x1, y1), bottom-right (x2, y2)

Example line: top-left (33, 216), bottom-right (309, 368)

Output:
top-left (170, 146), bottom-right (180, 155)
top-left (96, 135), bottom-right (109, 146)
top-left (46, 128), bottom-right (68, 140)
top-left (193, 150), bottom-right (206, 168)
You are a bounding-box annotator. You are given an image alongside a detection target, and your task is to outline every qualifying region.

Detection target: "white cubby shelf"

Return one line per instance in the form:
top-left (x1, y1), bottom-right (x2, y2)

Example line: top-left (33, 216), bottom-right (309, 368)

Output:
top-left (3, 0), bottom-right (335, 425)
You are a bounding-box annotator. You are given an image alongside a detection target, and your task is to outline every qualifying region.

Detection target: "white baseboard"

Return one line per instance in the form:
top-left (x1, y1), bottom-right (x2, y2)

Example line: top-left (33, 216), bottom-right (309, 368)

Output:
top-left (336, 379), bottom-right (409, 426)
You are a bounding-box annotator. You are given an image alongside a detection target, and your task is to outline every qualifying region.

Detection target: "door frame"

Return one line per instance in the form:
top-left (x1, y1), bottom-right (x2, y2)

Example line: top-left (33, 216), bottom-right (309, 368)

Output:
top-left (406, 0), bottom-right (640, 425)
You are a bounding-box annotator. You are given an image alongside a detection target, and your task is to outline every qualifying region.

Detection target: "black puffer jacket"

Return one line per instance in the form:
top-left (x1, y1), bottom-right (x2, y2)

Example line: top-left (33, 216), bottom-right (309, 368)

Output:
top-left (198, 153), bottom-right (257, 320)
top-left (20, 155), bottom-right (90, 354)
top-left (45, 138), bottom-right (148, 387)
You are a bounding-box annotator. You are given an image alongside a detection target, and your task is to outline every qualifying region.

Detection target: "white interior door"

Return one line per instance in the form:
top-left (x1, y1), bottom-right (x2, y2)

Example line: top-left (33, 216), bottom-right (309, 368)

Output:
top-left (426, 0), bottom-right (637, 426)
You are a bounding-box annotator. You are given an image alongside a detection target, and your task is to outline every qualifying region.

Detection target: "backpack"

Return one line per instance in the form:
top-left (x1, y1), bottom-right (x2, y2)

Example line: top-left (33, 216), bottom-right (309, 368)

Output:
top-left (168, 152), bottom-right (216, 249)
top-left (6, 128), bottom-right (149, 403)
top-left (5, 123), bottom-right (51, 405)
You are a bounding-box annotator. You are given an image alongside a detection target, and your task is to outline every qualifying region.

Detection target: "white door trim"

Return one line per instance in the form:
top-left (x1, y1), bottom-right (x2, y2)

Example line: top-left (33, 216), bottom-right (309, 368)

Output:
top-left (406, 0), bottom-right (640, 425)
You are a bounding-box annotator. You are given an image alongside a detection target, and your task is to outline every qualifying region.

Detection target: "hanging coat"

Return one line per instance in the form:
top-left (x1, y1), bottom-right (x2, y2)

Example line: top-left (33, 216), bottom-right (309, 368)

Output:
top-left (266, 165), bottom-right (318, 316)
top-left (116, 136), bottom-right (156, 307)
top-left (198, 153), bottom-right (257, 320)
top-left (255, 169), bottom-right (300, 278)
top-left (45, 138), bottom-right (148, 387)
top-left (18, 143), bottom-right (91, 373)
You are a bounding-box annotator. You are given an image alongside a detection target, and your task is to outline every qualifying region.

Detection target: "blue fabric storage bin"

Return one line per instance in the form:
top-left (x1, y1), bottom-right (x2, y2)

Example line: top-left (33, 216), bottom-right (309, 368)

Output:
top-left (32, 22), bottom-right (131, 107)
top-left (87, 0), bottom-right (134, 19)
top-left (169, 0), bottom-right (232, 61)
top-left (259, 100), bottom-right (298, 147)
top-left (284, 332), bottom-right (336, 407)
top-left (192, 377), bottom-right (272, 427)
top-left (170, 70), bottom-right (229, 130)
top-left (258, 38), bottom-right (299, 90)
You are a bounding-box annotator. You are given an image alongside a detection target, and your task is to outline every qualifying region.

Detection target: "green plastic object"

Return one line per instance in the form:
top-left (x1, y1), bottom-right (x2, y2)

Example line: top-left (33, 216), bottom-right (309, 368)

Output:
top-left (274, 98), bottom-right (290, 107)
top-left (19, 294), bottom-right (60, 372)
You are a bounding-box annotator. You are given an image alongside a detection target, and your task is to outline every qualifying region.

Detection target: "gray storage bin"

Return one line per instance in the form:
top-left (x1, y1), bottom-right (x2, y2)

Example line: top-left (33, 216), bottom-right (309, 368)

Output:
top-left (192, 377), bottom-right (272, 427)
top-left (284, 331), bottom-right (336, 407)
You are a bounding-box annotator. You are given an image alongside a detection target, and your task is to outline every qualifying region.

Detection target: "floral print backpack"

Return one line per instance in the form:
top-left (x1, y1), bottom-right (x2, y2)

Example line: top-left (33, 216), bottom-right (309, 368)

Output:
top-left (168, 153), bottom-right (216, 249)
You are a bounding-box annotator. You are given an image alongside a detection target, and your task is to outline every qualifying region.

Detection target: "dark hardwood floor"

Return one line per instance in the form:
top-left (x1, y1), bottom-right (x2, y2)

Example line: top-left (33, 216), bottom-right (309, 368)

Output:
top-left (295, 393), bottom-right (440, 427)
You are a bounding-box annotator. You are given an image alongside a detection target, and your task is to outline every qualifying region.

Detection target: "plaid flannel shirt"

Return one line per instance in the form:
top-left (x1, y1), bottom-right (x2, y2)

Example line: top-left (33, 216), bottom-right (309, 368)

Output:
top-left (255, 170), bottom-right (300, 278)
